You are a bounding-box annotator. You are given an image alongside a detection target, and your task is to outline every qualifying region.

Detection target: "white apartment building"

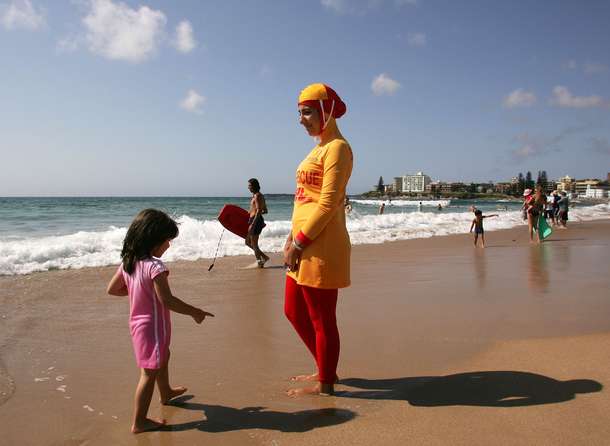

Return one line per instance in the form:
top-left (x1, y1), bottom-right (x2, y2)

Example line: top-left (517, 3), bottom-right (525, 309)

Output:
top-left (402, 172), bottom-right (432, 193)
top-left (585, 185), bottom-right (608, 199)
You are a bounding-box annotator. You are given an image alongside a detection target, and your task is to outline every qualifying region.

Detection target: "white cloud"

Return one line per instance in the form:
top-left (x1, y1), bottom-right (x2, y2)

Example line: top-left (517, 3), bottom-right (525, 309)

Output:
top-left (590, 137), bottom-right (610, 155)
top-left (259, 64), bottom-right (272, 78)
top-left (322, 0), bottom-right (405, 15)
top-left (83, 0), bottom-right (166, 63)
top-left (564, 60), bottom-right (577, 70)
top-left (550, 86), bottom-right (605, 109)
top-left (321, 0), bottom-right (349, 14)
top-left (56, 35), bottom-right (80, 53)
top-left (563, 60), bottom-right (608, 75)
top-left (503, 88), bottom-right (536, 108)
top-left (407, 32), bottom-right (426, 47)
top-left (180, 89), bottom-right (205, 114)
top-left (584, 62), bottom-right (608, 75)
top-left (512, 143), bottom-right (537, 159)
top-left (510, 126), bottom-right (589, 162)
top-left (371, 73), bottom-right (401, 96)
top-left (1, 0), bottom-right (45, 30)
top-left (174, 20), bottom-right (196, 53)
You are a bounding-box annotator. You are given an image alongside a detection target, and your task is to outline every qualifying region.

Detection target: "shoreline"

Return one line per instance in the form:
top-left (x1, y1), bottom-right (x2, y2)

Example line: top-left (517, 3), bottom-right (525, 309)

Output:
top-left (1, 219), bottom-right (610, 444)
top-left (0, 211), bottom-right (610, 278)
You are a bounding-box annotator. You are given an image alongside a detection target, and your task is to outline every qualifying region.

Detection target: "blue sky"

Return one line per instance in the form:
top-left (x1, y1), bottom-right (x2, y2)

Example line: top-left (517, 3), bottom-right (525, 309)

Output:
top-left (1, 0), bottom-right (609, 196)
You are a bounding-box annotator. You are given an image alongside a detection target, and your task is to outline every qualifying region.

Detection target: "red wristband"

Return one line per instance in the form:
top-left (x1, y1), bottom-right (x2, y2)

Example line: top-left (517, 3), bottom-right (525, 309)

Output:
top-left (295, 230), bottom-right (312, 247)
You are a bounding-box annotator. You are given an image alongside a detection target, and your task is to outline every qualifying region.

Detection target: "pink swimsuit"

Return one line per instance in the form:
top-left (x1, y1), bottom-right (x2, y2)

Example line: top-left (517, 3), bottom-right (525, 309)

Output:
top-left (119, 258), bottom-right (171, 369)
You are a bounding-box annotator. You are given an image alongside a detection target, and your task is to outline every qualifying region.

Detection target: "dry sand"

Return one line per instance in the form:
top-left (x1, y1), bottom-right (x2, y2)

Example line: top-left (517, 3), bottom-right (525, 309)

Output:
top-left (1, 219), bottom-right (610, 445)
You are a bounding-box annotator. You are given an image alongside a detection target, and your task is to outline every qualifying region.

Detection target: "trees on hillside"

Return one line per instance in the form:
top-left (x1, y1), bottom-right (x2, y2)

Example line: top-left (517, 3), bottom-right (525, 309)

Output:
top-left (377, 176), bottom-right (385, 193)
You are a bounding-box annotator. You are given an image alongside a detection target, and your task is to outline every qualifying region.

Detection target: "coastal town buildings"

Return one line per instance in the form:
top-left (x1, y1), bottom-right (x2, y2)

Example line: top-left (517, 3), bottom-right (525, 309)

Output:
top-left (575, 179), bottom-right (601, 196)
top-left (556, 175), bottom-right (575, 193)
top-left (401, 172), bottom-right (431, 193)
top-left (494, 182), bottom-right (513, 194)
top-left (393, 177), bottom-right (403, 193)
top-left (584, 184), bottom-right (608, 198)
top-left (373, 171), bottom-right (608, 198)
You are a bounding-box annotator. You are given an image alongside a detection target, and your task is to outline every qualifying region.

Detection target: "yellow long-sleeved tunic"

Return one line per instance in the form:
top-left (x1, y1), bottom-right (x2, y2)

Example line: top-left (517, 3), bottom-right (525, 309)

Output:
top-left (287, 136), bottom-right (353, 289)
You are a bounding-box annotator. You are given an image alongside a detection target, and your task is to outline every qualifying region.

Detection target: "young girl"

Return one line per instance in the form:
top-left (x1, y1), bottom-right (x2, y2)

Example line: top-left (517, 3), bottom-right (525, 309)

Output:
top-left (470, 209), bottom-right (498, 248)
top-left (106, 209), bottom-right (213, 434)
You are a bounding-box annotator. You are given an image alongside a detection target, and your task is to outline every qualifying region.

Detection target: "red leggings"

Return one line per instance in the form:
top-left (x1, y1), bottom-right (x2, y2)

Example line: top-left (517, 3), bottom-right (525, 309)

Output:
top-left (284, 276), bottom-right (339, 384)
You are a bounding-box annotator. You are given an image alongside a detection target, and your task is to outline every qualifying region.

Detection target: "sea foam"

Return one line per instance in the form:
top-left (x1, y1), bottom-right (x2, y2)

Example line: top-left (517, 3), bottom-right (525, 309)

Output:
top-left (1, 203), bottom-right (608, 275)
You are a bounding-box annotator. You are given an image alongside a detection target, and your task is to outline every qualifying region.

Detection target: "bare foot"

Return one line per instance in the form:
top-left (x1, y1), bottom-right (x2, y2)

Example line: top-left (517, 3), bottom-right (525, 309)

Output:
top-left (131, 417), bottom-right (166, 434)
top-left (290, 373), bottom-right (339, 383)
top-left (290, 372), bottom-right (319, 382)
top-left (286, 383), bottom-right (334, 397)
top-left (160, 386), bottom-right (187, 405)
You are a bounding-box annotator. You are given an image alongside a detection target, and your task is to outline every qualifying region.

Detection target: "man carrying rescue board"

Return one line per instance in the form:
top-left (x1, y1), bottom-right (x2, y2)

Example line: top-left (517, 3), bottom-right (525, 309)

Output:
top-left (246, 178), bottom-right (270, 268)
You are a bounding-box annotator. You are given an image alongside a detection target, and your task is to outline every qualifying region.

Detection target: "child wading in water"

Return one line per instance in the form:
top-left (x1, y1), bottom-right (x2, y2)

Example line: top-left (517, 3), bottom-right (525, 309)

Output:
top-left (470, 209), bottom-right (498, 248)
top-left (106, 209), bottom-right (214, 434)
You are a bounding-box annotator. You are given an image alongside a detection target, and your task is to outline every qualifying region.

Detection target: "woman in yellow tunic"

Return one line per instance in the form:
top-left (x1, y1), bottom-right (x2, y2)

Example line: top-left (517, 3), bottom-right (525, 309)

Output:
top-left (283, 83), bottom-right (353, 396)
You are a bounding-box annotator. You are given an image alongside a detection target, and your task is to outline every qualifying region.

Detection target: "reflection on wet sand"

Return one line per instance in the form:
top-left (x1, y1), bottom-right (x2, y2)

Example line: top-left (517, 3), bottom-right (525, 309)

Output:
top-left (528, 245), bottom-right (550, 294)
top-left (473, 250), bottom-right (487, 290)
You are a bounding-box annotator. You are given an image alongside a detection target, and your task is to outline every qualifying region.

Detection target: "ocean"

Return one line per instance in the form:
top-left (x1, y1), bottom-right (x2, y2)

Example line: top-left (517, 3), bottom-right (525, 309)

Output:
top-left (1, 196), bottom-right (609, 275)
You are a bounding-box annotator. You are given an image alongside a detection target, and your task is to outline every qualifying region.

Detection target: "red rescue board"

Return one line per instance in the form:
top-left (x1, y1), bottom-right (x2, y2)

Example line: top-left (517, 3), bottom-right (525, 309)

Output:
top-left (218, 204), bottom-right (250, 239)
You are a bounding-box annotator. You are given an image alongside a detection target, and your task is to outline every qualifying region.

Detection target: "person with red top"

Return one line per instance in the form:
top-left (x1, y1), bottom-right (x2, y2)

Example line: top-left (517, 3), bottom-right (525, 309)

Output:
top-left (283, 83), bottom-right (353, 396)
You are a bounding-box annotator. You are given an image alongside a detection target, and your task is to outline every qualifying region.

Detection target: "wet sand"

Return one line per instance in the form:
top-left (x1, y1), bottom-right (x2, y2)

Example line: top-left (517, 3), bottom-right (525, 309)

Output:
top-left (1, 219), bottom-right (610, 445)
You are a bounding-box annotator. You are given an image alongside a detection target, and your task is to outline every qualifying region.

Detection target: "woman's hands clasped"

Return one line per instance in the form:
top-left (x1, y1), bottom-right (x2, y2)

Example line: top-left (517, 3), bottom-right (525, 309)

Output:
top-left (283, 233), bottom-right (302, 272)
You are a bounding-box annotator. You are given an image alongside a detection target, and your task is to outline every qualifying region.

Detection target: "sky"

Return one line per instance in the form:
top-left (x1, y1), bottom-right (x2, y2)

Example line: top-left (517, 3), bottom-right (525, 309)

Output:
top-left (1, 0), bottom-right (609, 196)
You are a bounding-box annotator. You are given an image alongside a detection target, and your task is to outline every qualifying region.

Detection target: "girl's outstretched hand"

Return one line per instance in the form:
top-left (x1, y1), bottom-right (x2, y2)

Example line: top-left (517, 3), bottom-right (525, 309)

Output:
top-left (193, 308), bottom-right (215, 324)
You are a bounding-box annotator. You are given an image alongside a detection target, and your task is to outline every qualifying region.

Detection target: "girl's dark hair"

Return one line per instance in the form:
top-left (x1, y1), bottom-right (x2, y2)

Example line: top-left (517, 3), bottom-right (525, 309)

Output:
top-left (248, 178), bottom-right (261, 193)
top-left (474, 209), bottom-right (483, 216)
top-left (121, 209), bottom-right (179, 274)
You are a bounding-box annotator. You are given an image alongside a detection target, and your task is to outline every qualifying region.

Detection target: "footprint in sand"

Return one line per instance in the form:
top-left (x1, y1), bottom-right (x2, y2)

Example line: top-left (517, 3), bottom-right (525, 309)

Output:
top-left (55, 375), bottom-right (66, 382)
top-left (34, 377), bottom-right (50, 382)
top-left (83, 405), bottom-right (95, 412)
top-left (56, 385), bottom-right (67, 393)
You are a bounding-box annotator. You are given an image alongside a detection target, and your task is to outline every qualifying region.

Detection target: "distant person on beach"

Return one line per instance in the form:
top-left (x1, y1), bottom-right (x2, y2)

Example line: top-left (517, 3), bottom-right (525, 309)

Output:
top-left (557, 191), bottom-right (570, 229)
top-left (246, 178), bottom-right (270, 268)
top-left (544, 193), bottom-right (556, 226)
top-left (106, 209), bottom-right (214, 434)
top-left (344, 196), bottom-right (352, 214)
top-left (526, 186), bottom-right (548, 244)
top-left (521, 189), bottom-right (533, 221)
top-left (418, 201), bottom-right (423, 212)
top-left (470, 209), bottom-right (498, 248)
top-left (551, 191), bottom-right (561, 225)
top-left (284, 83), bottom-right (352, 397)
top-left (379, 202), bottom-right (385, 214)
top-left (437, 203), bottom-right (443, 211)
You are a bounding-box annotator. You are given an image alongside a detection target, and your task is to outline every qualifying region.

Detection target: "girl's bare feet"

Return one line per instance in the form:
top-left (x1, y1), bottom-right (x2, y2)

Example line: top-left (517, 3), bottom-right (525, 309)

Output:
top-left (131, 417), bottom-right (166, 434)
top-left (286, 382), bottom-right (334, 397)
top-left (160, 386), bottom-right (187, 405)
top-left (290, 372), bottom-right (319, 382)
top-left (290, 372), bottom-right (339, 383)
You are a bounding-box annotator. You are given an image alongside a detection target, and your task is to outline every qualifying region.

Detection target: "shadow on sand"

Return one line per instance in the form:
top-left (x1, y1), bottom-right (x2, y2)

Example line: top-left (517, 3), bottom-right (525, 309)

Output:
top-left (338, 371), bottom-right (602, 407)
top-left (158, 396), bottom-right (356, 432)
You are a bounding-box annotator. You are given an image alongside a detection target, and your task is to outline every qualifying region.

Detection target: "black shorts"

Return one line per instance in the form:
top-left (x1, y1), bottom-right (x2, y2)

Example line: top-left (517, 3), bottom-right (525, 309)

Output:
top-left (248, 215), bottom-right (266, 236)
top-left (559, 210), bottom-right (568, 222)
